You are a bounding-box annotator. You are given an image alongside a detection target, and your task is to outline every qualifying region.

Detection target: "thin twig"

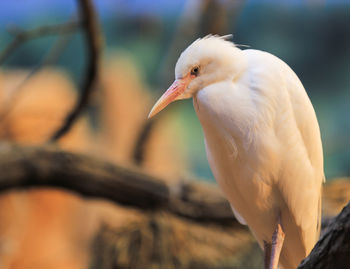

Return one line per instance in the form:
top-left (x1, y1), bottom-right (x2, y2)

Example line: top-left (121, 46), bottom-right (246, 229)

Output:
top-left (131, 2), bottom-right (206, 165)
top-left (133, 119), bottom-right (155, 165)
top-left (0, 25), bottom-right (76, 124)
top-left (43, 26), bottom-right (76, 64)
top-left (0, 21), bottom-right (80, 65)
top-left (49, 0), bottom-right (102, 142)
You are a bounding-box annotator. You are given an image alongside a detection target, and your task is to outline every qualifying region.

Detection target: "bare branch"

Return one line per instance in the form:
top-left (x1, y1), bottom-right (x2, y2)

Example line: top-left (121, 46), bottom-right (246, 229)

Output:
top-left (0, 144), bottom-right (234, 223)
top-left (49, 0), bottom-right (102, 142)
top-left (42, 26), bottom-right (76, 65)
top-left (0, 27), bottom-right (75, 124)
top-left (0, 21), bottom-right (80, 65)
top-left (0, 143), bottom-right (349, 268)
top-left (132, 119), bottom-right (155, 165)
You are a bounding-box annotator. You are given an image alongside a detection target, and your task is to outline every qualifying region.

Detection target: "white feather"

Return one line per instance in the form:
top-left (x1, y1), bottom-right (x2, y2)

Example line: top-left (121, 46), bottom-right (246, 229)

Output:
top-left (175, 36), bottom-right (323, 269)
top-left (150, 35), bottom-right (324, 269)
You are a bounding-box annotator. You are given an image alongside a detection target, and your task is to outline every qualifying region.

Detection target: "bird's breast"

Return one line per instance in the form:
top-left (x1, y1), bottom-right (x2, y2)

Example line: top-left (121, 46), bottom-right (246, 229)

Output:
top-left (193, 80), bottom-right (262, 160)
top-left (193, 81), bottom-right (281, 229)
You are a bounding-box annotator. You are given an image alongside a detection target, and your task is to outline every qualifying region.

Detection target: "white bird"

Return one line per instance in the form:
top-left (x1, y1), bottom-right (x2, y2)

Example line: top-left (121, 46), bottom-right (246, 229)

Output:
top-left (148, 35), bottom-right (324, 269)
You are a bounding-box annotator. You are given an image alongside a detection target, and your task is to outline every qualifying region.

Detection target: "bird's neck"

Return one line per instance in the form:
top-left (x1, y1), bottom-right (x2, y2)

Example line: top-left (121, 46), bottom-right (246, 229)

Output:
top-left (193, 81), bottom-right (259, 158)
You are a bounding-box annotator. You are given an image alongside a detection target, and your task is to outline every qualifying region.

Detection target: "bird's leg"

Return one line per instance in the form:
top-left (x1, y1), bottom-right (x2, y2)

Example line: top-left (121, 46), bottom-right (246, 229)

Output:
top-left (264, 215), bottom-right (285, 269)
top-left (263, 240), bottom-right (272, 269)
top-left (270, 220), bottom-right (285, 269)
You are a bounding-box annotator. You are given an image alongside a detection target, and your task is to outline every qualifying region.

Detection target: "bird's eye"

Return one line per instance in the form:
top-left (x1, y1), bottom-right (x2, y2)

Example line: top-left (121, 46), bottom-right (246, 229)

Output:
top-left (191, 66), bottom-right (200, 76)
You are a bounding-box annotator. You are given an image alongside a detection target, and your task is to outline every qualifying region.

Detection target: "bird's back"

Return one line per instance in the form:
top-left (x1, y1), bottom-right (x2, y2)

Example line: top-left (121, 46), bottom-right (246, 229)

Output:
top-left (194, 48), bottom-right (323, 269)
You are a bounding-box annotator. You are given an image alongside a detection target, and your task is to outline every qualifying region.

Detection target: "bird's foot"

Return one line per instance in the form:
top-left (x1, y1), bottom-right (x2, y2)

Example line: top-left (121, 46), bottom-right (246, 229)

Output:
top-left (264, 216), bottom-right (285, 269)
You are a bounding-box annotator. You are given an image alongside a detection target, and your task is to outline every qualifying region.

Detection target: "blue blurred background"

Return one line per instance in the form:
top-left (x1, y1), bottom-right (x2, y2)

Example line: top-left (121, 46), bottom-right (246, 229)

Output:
top-left (1, 0), bottom-right (349, 180)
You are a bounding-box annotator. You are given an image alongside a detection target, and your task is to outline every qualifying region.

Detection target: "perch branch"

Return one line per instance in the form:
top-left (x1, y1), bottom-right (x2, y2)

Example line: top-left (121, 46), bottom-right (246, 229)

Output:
top-left (298, 202), bottom-right (350, 269)
top-left (50, 0), bottom-right (102, 141)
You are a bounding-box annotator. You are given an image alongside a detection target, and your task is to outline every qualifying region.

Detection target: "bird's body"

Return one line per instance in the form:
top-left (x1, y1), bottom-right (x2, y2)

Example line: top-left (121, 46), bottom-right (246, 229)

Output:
top-left (194, 49), bottom-right (323, 269)
top-left (149, 35), bottom-right (324, 269)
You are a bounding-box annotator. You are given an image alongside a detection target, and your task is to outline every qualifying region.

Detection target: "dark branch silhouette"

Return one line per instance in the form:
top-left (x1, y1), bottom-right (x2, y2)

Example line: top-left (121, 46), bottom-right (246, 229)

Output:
top-left (298, 201), bottom-right (350, 269)
top-left (0, 144), bottom-right (348, 267)
top-left (0, 24), bottom-right (76, 125)
top-left (132, 119), bottom-right (155, 165)
top-left (0, 0), bottom-right (101, 142)
top-left (0, 21), bottom-right (80, 65)
top-left (50, 0), bottom-right (102, 141)
top-left (0, 144), bottom-right (234, 223)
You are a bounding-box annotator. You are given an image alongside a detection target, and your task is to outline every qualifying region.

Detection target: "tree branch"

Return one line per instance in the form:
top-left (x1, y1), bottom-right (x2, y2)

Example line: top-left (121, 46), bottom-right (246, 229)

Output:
top-left (0, 144), bottom-right (234, 223)
top-left (0, 21), bottom-right (80, 65)
top-left (0, 25), bottom-right (76, 125)
top-left (132, 119), bottom-right (155, 165)
top-left (0, 144), bottom-right (349, 267)
top-left (49, 0), bottom-right (102, 141)
top-left (298, 202), bottom-right (350, 269)
top-left (0, 0), bottom-right (101, 142)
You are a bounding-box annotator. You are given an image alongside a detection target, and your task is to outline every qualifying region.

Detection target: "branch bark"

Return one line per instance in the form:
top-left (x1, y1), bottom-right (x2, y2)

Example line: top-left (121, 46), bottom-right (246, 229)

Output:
top-left (298, 202), bottom-right (350, 269)
top-left (50, 0), bottom-right (102, 141)
top-left (0, 144), bottom-right (349, 267)
top-left (0, 144), bottom-right (167, 209)
top-left (0, 144), bottom-right (234, 223)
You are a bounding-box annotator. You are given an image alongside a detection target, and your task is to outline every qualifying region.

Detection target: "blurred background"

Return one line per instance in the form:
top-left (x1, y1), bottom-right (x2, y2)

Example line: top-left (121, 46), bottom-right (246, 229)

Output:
top-left (0, 0), bottom-right (349, 268)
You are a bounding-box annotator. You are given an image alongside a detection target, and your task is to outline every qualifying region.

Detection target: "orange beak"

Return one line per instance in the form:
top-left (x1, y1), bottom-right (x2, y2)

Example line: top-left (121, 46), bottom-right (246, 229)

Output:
top-left (148, 74), bottom-right (192, 118)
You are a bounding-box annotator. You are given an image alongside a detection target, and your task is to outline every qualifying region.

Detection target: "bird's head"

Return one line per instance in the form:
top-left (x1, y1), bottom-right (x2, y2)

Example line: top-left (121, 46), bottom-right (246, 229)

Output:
top-left (148, 35), bottom-right (243, 118)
